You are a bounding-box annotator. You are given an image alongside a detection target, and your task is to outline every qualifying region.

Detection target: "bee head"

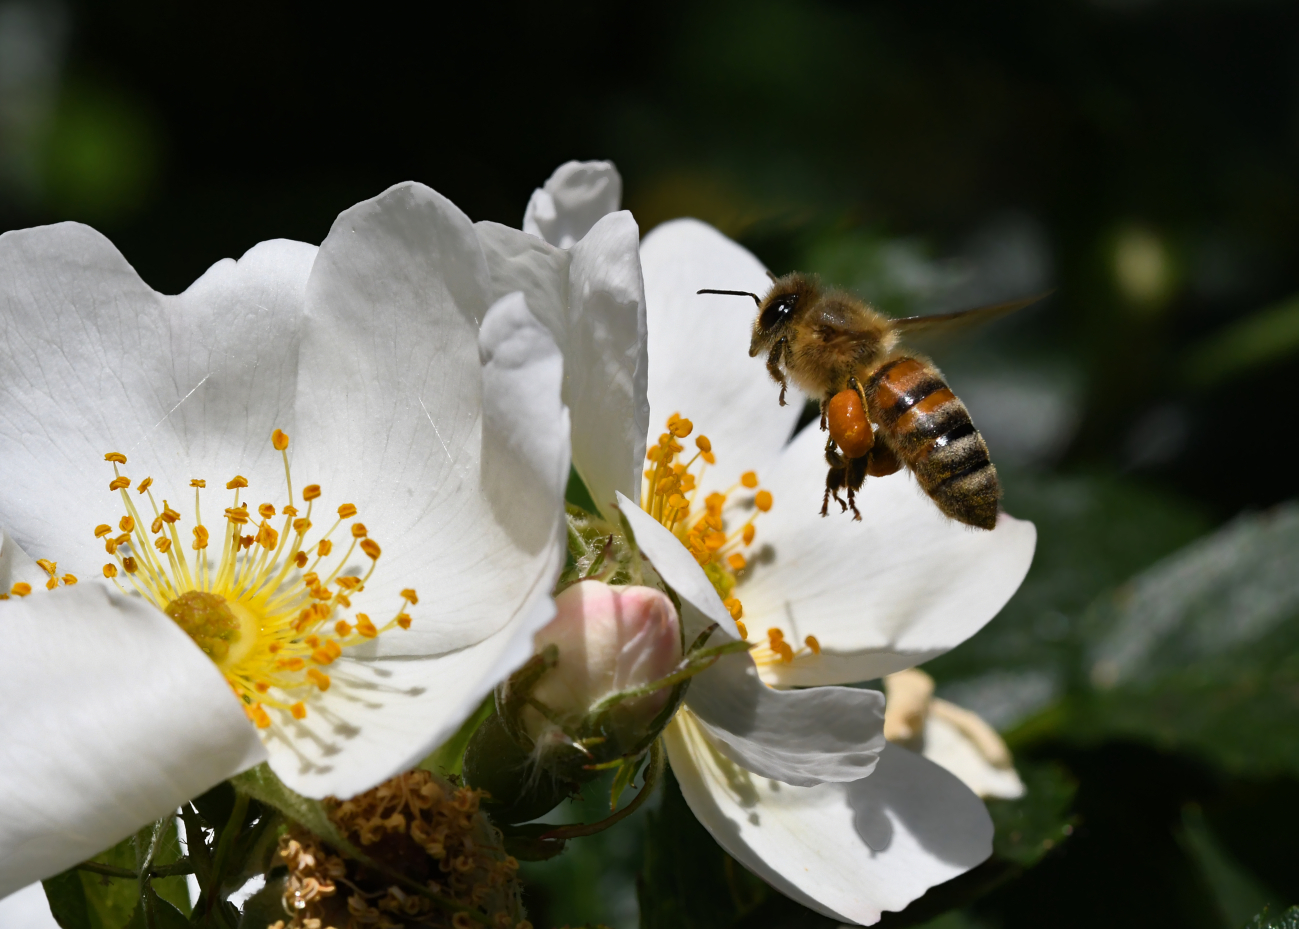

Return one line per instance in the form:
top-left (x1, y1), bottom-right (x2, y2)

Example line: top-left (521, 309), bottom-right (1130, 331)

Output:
top-left (748, 273), bottom-right (818, 357)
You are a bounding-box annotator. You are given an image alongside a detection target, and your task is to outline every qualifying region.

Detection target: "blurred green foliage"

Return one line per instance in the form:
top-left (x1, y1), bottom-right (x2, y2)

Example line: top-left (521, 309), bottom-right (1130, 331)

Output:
top-left (9, 0), bottom-right (1299, 926)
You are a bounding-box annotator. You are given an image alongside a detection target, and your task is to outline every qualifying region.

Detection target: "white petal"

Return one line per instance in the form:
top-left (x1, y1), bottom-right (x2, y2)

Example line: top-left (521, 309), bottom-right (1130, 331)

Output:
top-left (683, 652), bottom-right (884, 786)
top-left (640, 219), bottom-right (801, 492)
top-left (0, 526), bottom-right (44, 591)
top-left (0, 583), bottom-right (266, 896)
top-left (0, 223), bottom-right (316, 579)
top-left (567, 212), bottom-right (650, 517)
top-left (522, 160), bottom-right (622, 248)
top-left (477, 213), bottom-right (648, 520)
top-left (920, 707), bottom-right (1025, 801)
top-left (739, 423), bottom-right (1037, 686)
top-left (269, 592), bottom-right (557, 800)
top-left (276, 272), bottom-right (568, 797)
top-left (0, 882), bottom-right (59, 928)
top-left (615, 492), bottom-right (737, 640)
top-left (666, 712), bottom-right (993, 926)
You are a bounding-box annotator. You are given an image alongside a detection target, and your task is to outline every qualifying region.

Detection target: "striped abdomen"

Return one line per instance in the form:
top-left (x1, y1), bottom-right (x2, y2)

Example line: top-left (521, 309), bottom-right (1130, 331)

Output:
top-left (864, 356), bottom-right (1000, 529)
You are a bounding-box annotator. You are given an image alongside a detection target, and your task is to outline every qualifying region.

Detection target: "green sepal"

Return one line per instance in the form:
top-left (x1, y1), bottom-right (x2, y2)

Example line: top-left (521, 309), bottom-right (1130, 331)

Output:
top-left (420, 692), bottom-right (495, 777)
top-left (463, 708), bottom-right (578, 825)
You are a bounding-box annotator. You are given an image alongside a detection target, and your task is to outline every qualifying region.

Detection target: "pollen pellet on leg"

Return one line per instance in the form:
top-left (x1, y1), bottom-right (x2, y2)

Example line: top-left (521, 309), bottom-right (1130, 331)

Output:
top-left (827, 389), bottom-right (874, 459)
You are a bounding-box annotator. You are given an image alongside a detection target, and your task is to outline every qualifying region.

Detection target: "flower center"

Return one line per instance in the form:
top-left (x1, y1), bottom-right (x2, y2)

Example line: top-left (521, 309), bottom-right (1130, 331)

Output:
top-left (640, 413), bottom-right (775, 637)
top-left (95, 430), bottom-right (416, 730)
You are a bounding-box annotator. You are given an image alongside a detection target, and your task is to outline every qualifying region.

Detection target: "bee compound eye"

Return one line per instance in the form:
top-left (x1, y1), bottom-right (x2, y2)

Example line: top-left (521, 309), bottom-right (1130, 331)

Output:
top-left (760, 294), bottom-right (797, 331)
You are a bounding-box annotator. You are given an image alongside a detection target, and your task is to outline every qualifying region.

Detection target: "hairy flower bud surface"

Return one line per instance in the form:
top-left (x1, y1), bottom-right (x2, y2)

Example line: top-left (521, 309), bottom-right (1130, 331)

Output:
top-left (524, 581), bottom-right (681, 740)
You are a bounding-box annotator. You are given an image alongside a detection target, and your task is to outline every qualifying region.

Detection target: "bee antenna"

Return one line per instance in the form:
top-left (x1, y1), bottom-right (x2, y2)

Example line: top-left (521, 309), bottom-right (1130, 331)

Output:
top-left (697, 289), bottom-right (761, 308)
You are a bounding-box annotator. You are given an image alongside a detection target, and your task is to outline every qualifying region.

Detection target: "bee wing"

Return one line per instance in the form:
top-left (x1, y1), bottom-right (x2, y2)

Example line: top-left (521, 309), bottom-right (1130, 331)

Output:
top-left (891, 291), bottom-right (1052, 339)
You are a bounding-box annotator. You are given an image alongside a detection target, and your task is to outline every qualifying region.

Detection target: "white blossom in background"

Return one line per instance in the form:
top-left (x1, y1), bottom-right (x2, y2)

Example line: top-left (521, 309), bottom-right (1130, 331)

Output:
top-left (518, 162), bottom-right (1037, 926)
top-left (0, 179), bottom-right (620, 899)
top-left (884, 669), bottom-right (1026, 800)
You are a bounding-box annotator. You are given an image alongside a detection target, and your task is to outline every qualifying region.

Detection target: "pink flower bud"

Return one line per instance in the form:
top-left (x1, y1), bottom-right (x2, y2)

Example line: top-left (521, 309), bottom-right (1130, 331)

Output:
top-left (529, 582), bottom-right (681, 735)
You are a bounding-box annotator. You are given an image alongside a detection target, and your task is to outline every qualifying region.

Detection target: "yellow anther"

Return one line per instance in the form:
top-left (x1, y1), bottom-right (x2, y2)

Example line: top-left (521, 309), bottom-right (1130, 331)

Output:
top-left (335, 620), bottom-right (352, 636)
top-left (294, 551), bottom-right (308, 567)
top-left (317, 539), bottom-right (332, 557)
top-left (696, 435), bottom-right (712, 453)
top-left (248, 705), bottom-right (271, 729)
top-left (724, 598), bottom-right (743, 620)
top-left (226, 476), bottom-right (248, 490)
top-left (727, 553), bottom-right (747, 571)
top-left (742, 524), bottom-right (756, 545)
top-left (151, 516), bottom-right (163, 534)
top-left (735, 619), bottom-right (748, 639)
top-left (351, 523), bottom-right (368, 539)
top-left (338, 503), bottom-right (357, 518)
top-left (104, 452), bottom-right (127, 464)
top-left (669, 417), bottom-right (694, 438)
top-left (704, 530), bottom-right (727, 552)
top-left (94, 524), bottom-right (112, 538)
top-left (36, 558), bottom-right (56, 576)
top-left (360, 539), bottom-right (381, 560)
top-left (277, 657), bottom-right (306, 671)
top-left (192, 525), bottom-right (209, 550)
top-left (109, 476), bottom-right (131, 491)
top-left (257, 523), bottom-right (279, 550)
top-left (805, 635), bottom-right (821, 655)
top-left (290, 702), bottom-right (307, 720)
top-left (679, 473), bottom-right (697, 492)
top-left (702, 451), bottom-right (716, 464)
top-left (119, 516), bottom-right (134, 533)
top-left (155, 537), bottom-right (172, 554)
top-left (254, 681), bottom-right (270, 693)
top-left (136, 477), bottom-right (153, 494)
top-left (336, 576), bottom-right (361, 590)
top-left (190, 479), bottom-right (206, 488)
top-left (668, 494), bottom-right (689, 510)
top-left (655, 476), bottom-right (679, 496)
top-left (741, 471), bottom-right (759, 489)
top-left (113, 533), bottom-right (130, 547)
top-left (396, 613), bottom-right (412, 629)
top-left (755, 490), bottom-right (773, 512)
top-left (161, 503), bottom-right (180, 524)
top-left (11, 582), bottom-right (31, 596)
top-left (705, 492), bottom-right (726, 512)
top-left (302, 572), bottom-right (319, 586)
top-left (293, 517), bottom-right (312, 534)
top-left (103, 564), bottom-right (118, 578)
top-left (122, 557), bottom-right (138, 574)
top-left (303, 484), bottom-right (322, 501)
top-left (272, 429), bottom-right (290, 451)
top-left (767, 627), bottom-right (785, 643)
top-left (45, 576), bottom-right (56, 590)
top-left (777, 640), bottom-right (794, 663)
top-left (356, 614), bottom-right (378, 637)
top-left (104, 538), bottom-right (118, 555)
top-left (307, 669), bottom-right (331, 691)
top-left (282, 504), bottom-right (298, 516)
top-left (225, 507), bottom-right (249, 524)
top-left (62, 574), bottom-right (77, 585)
top-left (239, 534), bottom-right (254, 550)
top-left (311, 647), bottom-right (336, 665)
top-left (258, 503), bottom-right (277, 519)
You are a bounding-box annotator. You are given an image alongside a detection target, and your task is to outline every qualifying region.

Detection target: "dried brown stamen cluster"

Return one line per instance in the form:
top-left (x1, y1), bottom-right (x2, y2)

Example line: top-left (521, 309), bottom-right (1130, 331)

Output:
top-left (272, 769), bottom-right (529, 929)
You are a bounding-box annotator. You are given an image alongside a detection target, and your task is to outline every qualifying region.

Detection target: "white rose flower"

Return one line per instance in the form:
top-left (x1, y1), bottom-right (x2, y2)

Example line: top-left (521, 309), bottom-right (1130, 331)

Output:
top-left (0, 180), bottom-right (599, 900)
top-left (511, 162), bottom-right (1037, 925)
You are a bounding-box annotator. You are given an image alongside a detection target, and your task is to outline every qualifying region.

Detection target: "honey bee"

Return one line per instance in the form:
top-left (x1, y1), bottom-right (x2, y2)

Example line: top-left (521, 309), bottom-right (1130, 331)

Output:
top-left (699, 275), bottom-right (1044, 529)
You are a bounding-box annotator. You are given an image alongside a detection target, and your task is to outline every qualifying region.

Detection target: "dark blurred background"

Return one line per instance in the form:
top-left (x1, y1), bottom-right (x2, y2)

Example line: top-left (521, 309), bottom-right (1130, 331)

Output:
top-left (4, 2), bottom-right (1298, 927)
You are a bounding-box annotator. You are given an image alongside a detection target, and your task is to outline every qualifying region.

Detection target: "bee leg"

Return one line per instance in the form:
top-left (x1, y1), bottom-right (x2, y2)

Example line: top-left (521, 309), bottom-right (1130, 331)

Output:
top-left (822, 440), bottom-right (849, 516)
top-left (866, 432), bottom-right (902, 477)
top-left (844, 456), bottom-right (869, 522)
top-left (819, 396), bottom-right (829, 431)
top-left (766, 338), bottom-right (789, 406)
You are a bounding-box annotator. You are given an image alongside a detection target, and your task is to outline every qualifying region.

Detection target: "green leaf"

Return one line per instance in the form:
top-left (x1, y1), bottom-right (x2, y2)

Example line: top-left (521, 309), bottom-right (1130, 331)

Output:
top-left (638, 768), bottom-right (775, 929)
top-left (1055, 503), bottom-right (1299, 777)
top-left (42, 870), bottom-right (94, 929)
top-left (1182, 293), bottom-right (1299, 386)
top-left (123, 884), bottom-right (189, 929)
top-left (988, 760), bottom-right (1079, 868)
top-left (1242, 906), bottom-right (1299, 929)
